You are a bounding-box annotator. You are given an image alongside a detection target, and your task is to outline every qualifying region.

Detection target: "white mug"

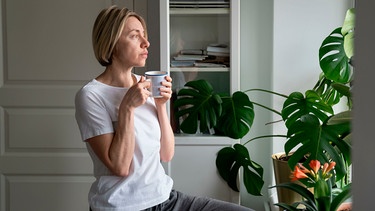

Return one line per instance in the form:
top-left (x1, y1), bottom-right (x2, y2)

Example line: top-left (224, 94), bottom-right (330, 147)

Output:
top-left (145, 71), bottom-right (168, 98)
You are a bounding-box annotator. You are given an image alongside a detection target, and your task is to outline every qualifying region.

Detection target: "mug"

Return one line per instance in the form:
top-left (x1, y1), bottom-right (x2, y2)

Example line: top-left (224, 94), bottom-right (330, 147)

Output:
top-left (145, 71), bottom-right (168, 98)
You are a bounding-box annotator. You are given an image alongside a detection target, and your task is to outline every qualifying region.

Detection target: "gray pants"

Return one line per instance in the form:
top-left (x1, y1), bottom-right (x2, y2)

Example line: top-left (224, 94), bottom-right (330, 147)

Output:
top-left (142, 190), bottom-right (254, 211)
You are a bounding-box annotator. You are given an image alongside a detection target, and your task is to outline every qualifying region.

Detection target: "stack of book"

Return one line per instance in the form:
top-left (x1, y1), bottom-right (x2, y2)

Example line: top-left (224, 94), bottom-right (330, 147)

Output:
top-left (170, 44), bottom-right (230, 68)
top-left (201, 43), bottom-right (230, 67)
top-left (206, 44), bottom-right (230, 57)
top-left (171, 50), bottom-right (208, 67)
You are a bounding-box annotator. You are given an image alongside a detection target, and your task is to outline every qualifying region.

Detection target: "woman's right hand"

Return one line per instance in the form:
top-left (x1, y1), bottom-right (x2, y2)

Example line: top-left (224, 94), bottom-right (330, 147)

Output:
top-left (120, 76), bottom-right (151, 110)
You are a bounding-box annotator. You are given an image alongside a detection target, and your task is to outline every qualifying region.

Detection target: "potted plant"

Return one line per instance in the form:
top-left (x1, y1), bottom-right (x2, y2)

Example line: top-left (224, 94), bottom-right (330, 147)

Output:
top-left (272, 159), bottom-right (352, 211)
top-left (173, 7), bottom-right (354, 205)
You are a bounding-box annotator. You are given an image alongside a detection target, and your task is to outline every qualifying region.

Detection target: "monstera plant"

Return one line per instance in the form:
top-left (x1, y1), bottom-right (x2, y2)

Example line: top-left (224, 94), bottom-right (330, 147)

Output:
top-left (174, 8), bottom-right (354, 197)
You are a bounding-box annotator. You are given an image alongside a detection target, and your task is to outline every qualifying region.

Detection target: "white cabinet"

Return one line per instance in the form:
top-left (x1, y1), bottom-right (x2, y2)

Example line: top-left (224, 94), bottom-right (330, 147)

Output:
top-left (159, 0), bottom-right (241, 203)
top-left (163, 136), bottom-right (240, 203)
top-left (160, 0), bottom-right (240, 95)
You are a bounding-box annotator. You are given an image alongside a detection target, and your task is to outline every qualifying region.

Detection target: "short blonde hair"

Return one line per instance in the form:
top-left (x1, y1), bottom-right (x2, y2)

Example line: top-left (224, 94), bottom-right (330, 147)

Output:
top-left (92, 6), bottom-right (148, 66)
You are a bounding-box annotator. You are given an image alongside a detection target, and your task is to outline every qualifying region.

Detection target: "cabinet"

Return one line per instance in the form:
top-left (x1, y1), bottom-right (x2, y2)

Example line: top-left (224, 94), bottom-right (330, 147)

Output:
top-left (159, 0), bottom-right (241, 203)
top-left (160, 0), bottom-right (240, 95)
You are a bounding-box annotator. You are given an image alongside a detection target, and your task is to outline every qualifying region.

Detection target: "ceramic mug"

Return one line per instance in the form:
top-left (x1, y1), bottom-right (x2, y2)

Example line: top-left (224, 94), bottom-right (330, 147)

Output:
top-left (145, 71), bottom-right (168, 98)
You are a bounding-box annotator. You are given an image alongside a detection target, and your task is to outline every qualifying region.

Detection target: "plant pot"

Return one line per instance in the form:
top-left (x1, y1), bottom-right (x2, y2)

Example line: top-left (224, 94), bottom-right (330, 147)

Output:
top-left (272, 152), bottom-right (304, 209)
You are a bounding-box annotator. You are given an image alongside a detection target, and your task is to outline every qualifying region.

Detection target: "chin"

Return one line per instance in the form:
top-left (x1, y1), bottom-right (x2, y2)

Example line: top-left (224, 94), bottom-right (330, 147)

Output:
top-left (137, 61), bottom-right (147, 67)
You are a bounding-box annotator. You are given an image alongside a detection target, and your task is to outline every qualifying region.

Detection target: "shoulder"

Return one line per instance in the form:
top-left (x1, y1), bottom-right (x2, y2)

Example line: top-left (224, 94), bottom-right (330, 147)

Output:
top-left (75, 80), bottom-right (104, 107)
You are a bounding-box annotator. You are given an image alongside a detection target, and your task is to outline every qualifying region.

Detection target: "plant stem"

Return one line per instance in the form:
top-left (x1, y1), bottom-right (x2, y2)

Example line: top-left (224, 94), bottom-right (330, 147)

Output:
top-left (252, 102), bottom-right (282, 116)
top-left (243, 134), bottom-right (287, 146)
top-left (242, 88), bottom-right (288, 116)
top-left (244, 88), bottom-right (289, 98)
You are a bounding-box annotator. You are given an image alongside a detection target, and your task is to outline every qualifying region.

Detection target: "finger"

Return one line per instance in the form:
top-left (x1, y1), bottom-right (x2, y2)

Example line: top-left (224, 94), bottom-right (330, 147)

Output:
top-left (165, 75), bottom-right (172, 82)
top-left (161, 81), bottom-right (172, 88)
top-left (139, 76), bottom-right (151, 89)
top-left (160, 87), bottom-right (173, 95)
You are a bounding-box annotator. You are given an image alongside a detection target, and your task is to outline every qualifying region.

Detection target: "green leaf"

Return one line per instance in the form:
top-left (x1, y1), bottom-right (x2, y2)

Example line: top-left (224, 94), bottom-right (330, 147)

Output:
top-left (285, 113), bottom-right (351, 181)
top-left (273, 203), bottom-right (300, 211)
top-left (216, 91), bottom-right (254, 139)
top-left (174, 80), bottom-right (222, 134)
top-left (271, 183), bottom-right (316, 210)
top-left (343, 31), bottom-right (354, 59)
top-left (341, 8), bottom-right (355, 59)
top-left (341, 8), bottom-right (355, 36)
top-left (330, 184), bottom-right (351, 211)
top-left (174, 80), bottom-right (254, 138)
top-left (282, 90), bottom-right (333, 129)
top-left (313, 75), bottom-right (343, 106)
top-left (281, 91), bottom-right (351, 180)
top-left (331, 83), bottom-right (351, 98)
top-left (216, 144), bottom-right (264, 196)
top-left (319, 27), bottom-right (352, 83)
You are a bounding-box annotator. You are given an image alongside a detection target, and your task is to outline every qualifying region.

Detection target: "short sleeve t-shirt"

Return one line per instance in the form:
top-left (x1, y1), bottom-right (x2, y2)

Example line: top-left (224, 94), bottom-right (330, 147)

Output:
top-left (75, 75), bottom-right (173, 211)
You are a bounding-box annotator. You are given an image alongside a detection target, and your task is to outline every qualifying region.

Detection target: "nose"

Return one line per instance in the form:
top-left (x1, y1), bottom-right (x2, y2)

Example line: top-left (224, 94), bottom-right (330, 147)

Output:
top-left (141, 36), bottom-right (150, 48)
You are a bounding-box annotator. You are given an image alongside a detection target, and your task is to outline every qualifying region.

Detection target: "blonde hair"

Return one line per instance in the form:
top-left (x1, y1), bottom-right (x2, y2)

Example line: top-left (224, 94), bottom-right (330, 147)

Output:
top-left (92, 6), bottom-right (148, 66)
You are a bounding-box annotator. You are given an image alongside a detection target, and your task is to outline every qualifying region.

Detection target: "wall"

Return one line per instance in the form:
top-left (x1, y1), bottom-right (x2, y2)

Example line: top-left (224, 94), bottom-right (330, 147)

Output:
top-left (240, 0), bottom-right (274, 210)
top-left (352, 1), bottom-right (375, 210)
top-left (272, 0), bottom-right (354, 152)
top-left (240, 0), bottom-right (354, 210)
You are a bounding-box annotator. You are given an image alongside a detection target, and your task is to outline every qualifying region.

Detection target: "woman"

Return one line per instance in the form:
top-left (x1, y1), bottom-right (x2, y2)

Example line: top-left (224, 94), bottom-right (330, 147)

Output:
top-left (75, 5), bottom-right (253, 211)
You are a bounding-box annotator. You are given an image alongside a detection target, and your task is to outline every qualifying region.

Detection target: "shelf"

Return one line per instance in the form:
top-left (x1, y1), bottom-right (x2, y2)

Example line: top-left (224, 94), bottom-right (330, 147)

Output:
top-left (170, 67), bottom-right (229, 72)
top-left (174, 134), bottom-right (237, 145)
top-left (170, 7), bottom-right (229, 15)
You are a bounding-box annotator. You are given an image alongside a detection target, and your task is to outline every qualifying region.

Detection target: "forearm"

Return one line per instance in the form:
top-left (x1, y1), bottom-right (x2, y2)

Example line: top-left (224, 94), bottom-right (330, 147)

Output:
top-left (109, 108), bottom-right (135, 176)
top-left (156, 104), bottom-right (175, 162)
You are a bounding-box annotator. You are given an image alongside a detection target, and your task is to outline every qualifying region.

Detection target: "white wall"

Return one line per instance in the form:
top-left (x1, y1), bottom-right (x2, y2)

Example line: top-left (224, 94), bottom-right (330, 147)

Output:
top-left (240, 0), bottom-right (354, 210)
top-left (240, 0), bottom-right (274, 210)
top-left (272, 0), bottom-right (354, 153)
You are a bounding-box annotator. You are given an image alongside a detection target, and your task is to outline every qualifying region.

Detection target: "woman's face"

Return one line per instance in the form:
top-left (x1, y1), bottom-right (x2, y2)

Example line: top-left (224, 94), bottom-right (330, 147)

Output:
top-left (113, 16), bottom-right (150, 68)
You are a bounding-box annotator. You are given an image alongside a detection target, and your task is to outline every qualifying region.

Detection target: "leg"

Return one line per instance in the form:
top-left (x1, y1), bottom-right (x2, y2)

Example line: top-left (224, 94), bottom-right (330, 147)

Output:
top-left (160, 190), bottom-right (254, 211)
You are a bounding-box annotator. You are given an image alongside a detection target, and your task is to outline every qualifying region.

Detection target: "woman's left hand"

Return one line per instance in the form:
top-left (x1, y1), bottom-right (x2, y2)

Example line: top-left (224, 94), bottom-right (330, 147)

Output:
top-left (154, 75), bottom-right (173, 105)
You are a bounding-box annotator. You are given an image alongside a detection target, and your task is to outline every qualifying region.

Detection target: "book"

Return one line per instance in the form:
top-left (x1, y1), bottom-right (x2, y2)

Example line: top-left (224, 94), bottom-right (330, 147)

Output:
top-left (180, 49), bottom-right (206, 55)
top-left (206, 51), bottom-right (229, 57)
top-left (206, 46), bottom-right (230, 53)
top-left (171, 60), bottom-right (195, 67)
top-left (173, 54), bottom-right (208, 61)
top-left (194, 62), bottom-right (227, 67)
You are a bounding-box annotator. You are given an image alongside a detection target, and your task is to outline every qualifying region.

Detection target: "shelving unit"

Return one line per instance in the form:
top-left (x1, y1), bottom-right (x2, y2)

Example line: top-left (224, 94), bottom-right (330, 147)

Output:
top-left (159, 0), bottom-right (240, 203)
top-left (160, 0), bottom-right (240, 95)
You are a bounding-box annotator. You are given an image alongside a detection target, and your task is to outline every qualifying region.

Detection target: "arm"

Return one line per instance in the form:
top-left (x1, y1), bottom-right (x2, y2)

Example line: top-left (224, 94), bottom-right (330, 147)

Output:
top-left (155, 76), bottom-right (175, 162)
top-left (156, 103), bottom-right (175, 162)
top-left (87, 77), bottom-right (151, 177)
top-left (87, 105), bottom-right (135, 177)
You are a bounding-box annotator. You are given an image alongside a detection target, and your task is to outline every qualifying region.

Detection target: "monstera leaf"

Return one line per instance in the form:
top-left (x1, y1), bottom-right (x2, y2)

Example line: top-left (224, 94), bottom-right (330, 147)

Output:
top-left (174, 80), bottom-right (222, 134)
top-left (319, 27), bottom-right (352, 84)
top-left (216, 143), bottom-right (264, 196)
top-left (174, 80), bottom-right (254, 138)
top-left (285, 113), bottom-right (351, 181)
top-left (313, 75), bottom-right (343, 106)
top-left (341, 8), bottom-right (355, 59)
top-left (282, 90), bottom-right (333, 129)
top-left (215, 91), bottom-right (254, 139)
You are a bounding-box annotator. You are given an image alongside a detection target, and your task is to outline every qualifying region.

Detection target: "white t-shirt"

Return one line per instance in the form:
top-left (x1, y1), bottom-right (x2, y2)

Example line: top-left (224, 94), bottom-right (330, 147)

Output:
top-left (75, 75), bottom-right (173, 211)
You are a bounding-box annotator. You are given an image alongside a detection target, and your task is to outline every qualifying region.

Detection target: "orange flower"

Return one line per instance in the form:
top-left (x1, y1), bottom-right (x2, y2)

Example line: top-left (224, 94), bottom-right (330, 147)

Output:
top-left (309, 160), bottom-right (321, 174)
top-left (322, 161), bottom-right (336, 177)
top-left (291, 164), bottom-right (309, 181)
top-left (298, 163), bottom-right (310, 174)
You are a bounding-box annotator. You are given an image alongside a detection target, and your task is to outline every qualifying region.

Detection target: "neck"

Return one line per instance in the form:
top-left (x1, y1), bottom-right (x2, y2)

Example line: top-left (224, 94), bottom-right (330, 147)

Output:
top-left (96, 65), bottom-right (135, 88)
